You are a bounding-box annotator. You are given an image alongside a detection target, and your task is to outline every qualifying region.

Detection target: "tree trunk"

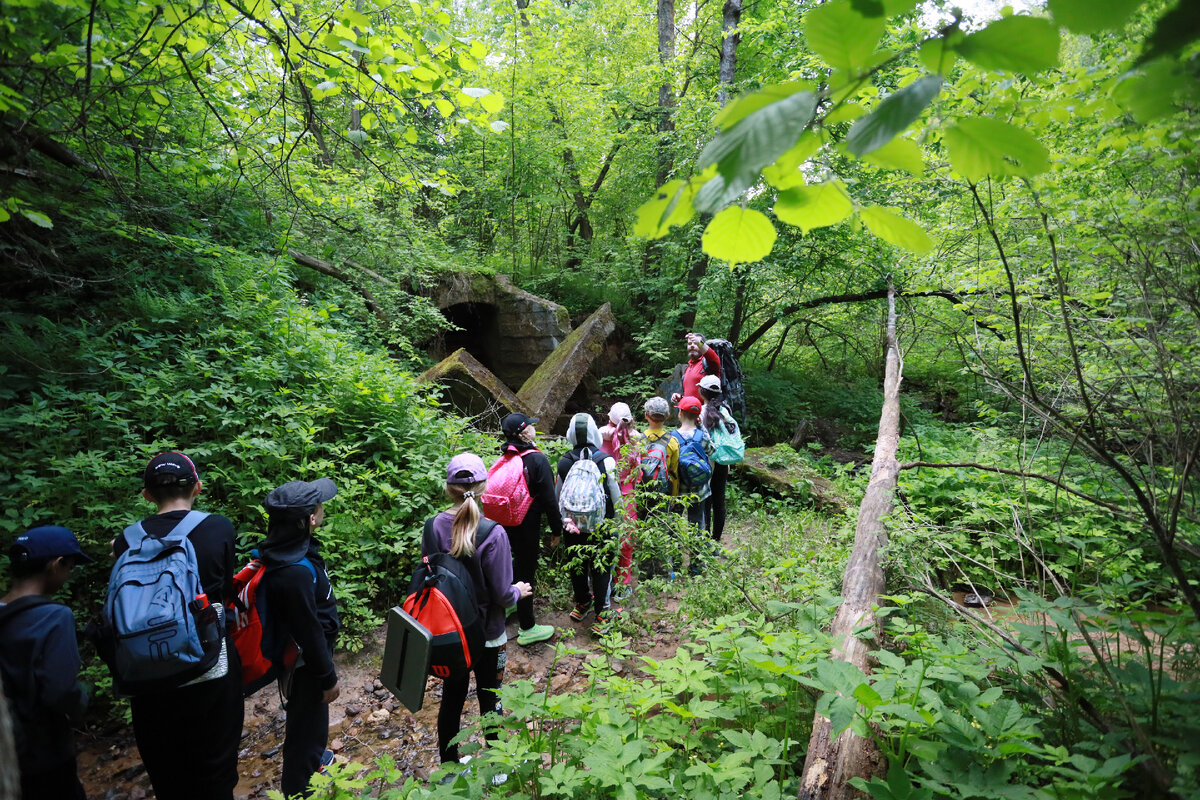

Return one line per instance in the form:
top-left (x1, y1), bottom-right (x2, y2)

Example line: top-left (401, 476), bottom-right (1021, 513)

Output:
top-left (716, 0), bottom-right (743, 106)
top-left (797, 287), bottom-right (901, 800)
top-left (656, 0), bottom-right (676, 186)
top-left (288, 249), bottom-right (390, 329)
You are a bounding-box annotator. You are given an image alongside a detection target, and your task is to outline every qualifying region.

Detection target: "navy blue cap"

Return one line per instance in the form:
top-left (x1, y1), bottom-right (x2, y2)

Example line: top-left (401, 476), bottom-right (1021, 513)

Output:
top-left (11, 526), bottom-right (94, 564)
top-left (264, 478), bottom-right (337, 515)
top-left (501, 412), bottom-right (539, 438)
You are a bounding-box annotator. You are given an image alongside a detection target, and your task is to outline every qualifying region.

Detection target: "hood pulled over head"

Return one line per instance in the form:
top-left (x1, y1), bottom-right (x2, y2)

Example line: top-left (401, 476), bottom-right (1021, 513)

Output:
top-left (566, 413), bottom-right (602, 450)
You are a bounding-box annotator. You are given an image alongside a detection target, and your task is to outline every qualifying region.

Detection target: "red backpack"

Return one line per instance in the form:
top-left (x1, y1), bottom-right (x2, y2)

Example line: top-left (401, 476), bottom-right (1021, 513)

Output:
top-left (402, 518), bottom-right (495, 676)
top-left (231, 556), bottom-right (310, 696)
top-left (481, 447), bottom-right (539, 527)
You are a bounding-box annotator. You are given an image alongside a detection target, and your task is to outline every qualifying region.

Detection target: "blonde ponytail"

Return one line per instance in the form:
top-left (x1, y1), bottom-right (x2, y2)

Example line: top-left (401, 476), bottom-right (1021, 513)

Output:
top-left (445, 480), bottom-right (486, 557)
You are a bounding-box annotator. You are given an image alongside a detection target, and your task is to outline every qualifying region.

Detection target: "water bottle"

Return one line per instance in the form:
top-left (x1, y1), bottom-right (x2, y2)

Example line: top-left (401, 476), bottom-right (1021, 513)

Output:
top-left (191, 595), bottom-right (221, 651)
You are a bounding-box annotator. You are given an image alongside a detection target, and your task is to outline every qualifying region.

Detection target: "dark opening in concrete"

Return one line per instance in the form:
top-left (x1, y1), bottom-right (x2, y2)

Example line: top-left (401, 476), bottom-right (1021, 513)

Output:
top-left (437, 302), bottom-right (500, 372)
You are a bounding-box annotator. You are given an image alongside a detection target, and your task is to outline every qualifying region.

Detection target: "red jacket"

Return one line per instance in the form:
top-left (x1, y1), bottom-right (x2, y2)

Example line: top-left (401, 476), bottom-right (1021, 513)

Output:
top-left (682, 347), bottom-right (721, 399)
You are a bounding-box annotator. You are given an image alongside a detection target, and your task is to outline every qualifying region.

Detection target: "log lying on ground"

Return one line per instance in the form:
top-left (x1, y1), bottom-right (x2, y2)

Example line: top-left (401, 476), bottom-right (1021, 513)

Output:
top-left (798, 288), bottom-right (902, 800)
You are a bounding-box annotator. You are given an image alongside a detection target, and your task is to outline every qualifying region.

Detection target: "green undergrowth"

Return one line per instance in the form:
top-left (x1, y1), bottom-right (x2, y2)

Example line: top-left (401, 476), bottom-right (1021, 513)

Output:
top-left (310, 474), bottom-right (1200, 799)
top-left (0, 222), bottom-right (487, 669)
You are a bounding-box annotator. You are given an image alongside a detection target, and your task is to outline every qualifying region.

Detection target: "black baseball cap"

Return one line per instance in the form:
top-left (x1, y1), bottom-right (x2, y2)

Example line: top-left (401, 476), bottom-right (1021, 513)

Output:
top-left (143, 451), bottom-right (200, 489)
top-left (11, 525), bottom-right (94, 564)
top-left (264, 479), bottom-right (337, 515)
top-left (501, 412), bottom-right (539, 438)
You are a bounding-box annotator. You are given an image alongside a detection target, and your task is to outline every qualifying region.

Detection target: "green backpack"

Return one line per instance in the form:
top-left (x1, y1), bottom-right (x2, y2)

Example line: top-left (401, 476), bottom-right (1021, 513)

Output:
top-left (711, 407), bottom-right (745, 465)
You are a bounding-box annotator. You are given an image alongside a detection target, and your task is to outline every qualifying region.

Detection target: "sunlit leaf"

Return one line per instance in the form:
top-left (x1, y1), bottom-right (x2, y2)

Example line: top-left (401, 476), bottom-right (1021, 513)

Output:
top-left (701, 207), bottom-right (777, 264)
top-left (861, 137), bottom-right (925, 175)
top-left (944, 117), bottom-right (1050, 181)
top-left (805, 0), bottom-right (887, 73)
top-left (774, 181), bottom-right (854, 233)
top-left (860, 206), bottom-right (933, 253)
top-left (634, 179), bottom-right (697, 238)
top-left (21, 209), bottom-right (53, 228)
top-left (1048, 0), bottom-right (1140, 33)
top-left (762, 133), bottom-right (821, 190)
top-left (1138, 0), bottom-right (1200, 64)
top-left (956, 16), bottom-right (1061, 73)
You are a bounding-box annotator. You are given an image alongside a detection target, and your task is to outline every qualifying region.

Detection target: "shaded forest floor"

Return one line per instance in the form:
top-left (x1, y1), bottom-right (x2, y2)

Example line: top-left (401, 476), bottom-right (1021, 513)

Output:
top-left (75, 551), bottom-right (700, 799)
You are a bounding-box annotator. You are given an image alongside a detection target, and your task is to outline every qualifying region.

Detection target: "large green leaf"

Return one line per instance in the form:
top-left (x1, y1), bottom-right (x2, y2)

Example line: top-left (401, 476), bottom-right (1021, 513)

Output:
top-left (1138, 0), bottom-right (1200, 65)
top-left (860, 206), bottom-right (934, 254)
top-left (1047, 0), bottom-right (1141, 33)
top-left (773, 181), bottom-right (854, 233)
top-left (694, 90), bottom-right (818, 213)
top-left (861, 137), bottom-right (925, 175)
top-left (633, 179), bottom-right (698, 238)
top-left (943, 117), bottom-right (1050, 181)
top-left (805, 0), bottom-right (887, 73)
top-left (956, 16), bottom-right (1061, 73)
top-left (845, 75), bottom-right (942, 156)
top-left (1113, 59), bottom-right (1189, 122)
top-left (701, 207), bottom-right (778, 264)
top-left (715, 82), bottom-right (812, 130)
top-left (762, 133), bottom-right (821, 190)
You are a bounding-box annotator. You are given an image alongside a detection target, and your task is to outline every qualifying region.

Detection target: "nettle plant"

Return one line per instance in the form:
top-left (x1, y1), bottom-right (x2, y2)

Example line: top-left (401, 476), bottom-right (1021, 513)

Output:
top-left (633, 0), bottom-right (1198, 264)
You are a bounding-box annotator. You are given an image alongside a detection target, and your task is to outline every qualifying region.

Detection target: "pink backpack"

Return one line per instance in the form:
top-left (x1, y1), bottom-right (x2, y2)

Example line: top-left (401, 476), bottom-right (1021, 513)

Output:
top-left (482, 448), bottom-right (539, 527)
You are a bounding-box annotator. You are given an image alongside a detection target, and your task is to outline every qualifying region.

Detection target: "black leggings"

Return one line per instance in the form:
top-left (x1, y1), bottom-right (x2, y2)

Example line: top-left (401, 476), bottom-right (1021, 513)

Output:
top-left (507, 515), bottom-right (543, 630)
top-left (438, 644), bottom-right (504, 763)
top-left (706, 464), bottom-right (729, 541)
top-left (566, 528), bottom-right (613, 614)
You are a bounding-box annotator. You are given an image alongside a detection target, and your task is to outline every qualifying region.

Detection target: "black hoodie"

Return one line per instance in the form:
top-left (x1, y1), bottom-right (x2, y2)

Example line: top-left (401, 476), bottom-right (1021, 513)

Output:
top-left (258, 514), bottom-right (339, 690)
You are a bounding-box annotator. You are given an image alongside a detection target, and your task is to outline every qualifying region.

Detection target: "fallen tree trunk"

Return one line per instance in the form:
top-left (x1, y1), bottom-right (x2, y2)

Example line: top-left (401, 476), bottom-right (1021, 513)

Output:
top-left (288, 249), bottom-right (391, 330)
top-left (798, 287), bottom-right (902, 800)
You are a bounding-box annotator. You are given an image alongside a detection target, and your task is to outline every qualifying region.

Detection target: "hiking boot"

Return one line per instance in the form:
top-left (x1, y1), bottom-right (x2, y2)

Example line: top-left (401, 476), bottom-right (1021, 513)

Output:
top-left (569, 602), bottom-right (591, 622)
top-left (517, 624), bottom-right (555, 646)
top-left (611, 584), bottom-right (633, 603)
top-left (591, 608), bottom-right (622, 636)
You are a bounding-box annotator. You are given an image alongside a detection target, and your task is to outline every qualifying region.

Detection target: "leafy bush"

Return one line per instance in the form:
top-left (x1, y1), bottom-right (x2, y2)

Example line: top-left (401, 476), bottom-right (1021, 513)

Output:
top-left (0, 224), bottom-right (484, 654)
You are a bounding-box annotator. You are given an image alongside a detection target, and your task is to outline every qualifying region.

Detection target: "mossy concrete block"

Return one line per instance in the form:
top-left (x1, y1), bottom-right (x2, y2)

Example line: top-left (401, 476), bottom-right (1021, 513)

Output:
top-left (517, 303), bottom-right (616, 431)
top-left (734, 444), bottom-right (847, 513)
top-left (419, 348), bottom-right (525, 424)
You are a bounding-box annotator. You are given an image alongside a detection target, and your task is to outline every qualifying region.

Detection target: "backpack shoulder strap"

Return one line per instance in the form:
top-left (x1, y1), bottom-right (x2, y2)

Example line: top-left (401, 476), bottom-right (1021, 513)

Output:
top-left (421, 517), bottom-right (440, 555)
top-left (0, 595), bottom-right (56, 627)
top-left (474, 519), bottom-right (499, 551)
top-left (298, 557), bottom-right (317, 586)
top-left (122, 520), bottom-right (147, 551)
top-left (163, 510), bottom-right (210, 543)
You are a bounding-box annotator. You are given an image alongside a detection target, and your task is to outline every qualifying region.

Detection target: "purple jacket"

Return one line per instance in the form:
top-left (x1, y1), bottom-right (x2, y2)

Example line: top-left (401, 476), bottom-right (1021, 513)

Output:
top-left (424, 511), bottom-right (521, 641)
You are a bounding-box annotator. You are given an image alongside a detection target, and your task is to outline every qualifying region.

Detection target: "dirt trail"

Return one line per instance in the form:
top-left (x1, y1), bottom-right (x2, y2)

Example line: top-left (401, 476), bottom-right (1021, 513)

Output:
top-left (76, 590), bottom-right (686, 799)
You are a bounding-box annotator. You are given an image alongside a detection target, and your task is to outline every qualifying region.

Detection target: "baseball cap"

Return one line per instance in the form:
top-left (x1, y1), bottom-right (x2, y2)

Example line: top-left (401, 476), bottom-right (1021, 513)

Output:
top-left (698, 375), bottom-right (722, 393)
top-left (501, 412), bottom-right (539, 438)
top-left (644, 396), bottom-right (670, 418)
top-left (608, 402), bottom-right (634, 425)
top-left (143, 451), bottom-right (200, 489)
top-left (264, 478), bottom-right (338, 514)
top-left (447, 453), bottom-right (488, 484)
top-left (11, 525), bottom-right (94, 564)
top-left (677, 396), bottom-right (702, 414)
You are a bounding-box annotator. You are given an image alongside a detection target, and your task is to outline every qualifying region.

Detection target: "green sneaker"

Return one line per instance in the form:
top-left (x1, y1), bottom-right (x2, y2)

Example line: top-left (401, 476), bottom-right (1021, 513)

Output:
top-left (517, 624), bottom-right (555, 646)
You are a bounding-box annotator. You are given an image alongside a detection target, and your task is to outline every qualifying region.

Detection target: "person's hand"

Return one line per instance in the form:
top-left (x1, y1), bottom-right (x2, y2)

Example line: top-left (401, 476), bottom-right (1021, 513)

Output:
top-left (515, 581), bottom-right (533, 598)
top-left (322, 680), bottom-right (340, 704)
top-left (549, 535), bottom-right (561, 548)
top-left (670, 392), bottom-right (681, 405)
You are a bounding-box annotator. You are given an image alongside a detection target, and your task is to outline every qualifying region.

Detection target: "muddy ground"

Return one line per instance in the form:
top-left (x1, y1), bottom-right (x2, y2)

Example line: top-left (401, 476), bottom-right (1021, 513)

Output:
top-left (76, 589), bottom-right (687, 799)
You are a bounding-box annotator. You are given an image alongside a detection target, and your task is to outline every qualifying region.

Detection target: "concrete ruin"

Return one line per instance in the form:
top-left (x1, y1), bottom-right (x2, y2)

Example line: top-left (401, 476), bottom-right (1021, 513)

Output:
top-left (427, 271), bottom-right (571, 391)
top-left (419, 271), bottom-right (616, 432)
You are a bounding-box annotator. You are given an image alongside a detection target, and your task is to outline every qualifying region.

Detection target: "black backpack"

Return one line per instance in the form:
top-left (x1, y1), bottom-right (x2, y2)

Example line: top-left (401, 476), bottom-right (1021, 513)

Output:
top-left (401, 519), bottom-right (497, 676)
top-left (705, 338), bottom-right (747, 423)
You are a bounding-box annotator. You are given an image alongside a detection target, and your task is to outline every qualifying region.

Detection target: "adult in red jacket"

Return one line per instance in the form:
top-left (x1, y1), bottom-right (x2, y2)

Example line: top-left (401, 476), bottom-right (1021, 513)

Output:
top-left (671, 332), bottom-right (722, 407)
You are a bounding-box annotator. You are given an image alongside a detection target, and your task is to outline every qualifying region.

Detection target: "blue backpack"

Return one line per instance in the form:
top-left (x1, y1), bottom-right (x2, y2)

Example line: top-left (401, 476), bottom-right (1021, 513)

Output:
top-left (102, 510), bottom-right (221, 694)
top-left (671, 429), bottom-right (713, 493)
